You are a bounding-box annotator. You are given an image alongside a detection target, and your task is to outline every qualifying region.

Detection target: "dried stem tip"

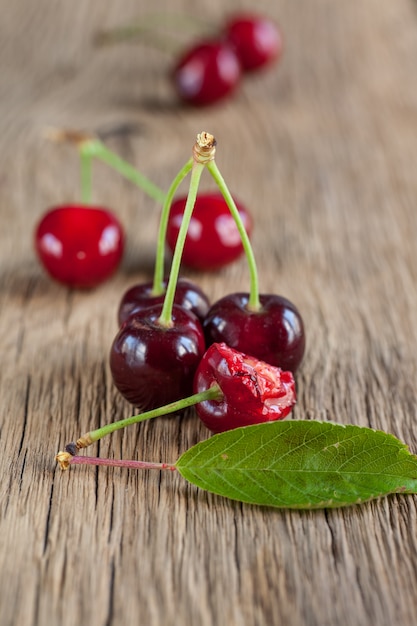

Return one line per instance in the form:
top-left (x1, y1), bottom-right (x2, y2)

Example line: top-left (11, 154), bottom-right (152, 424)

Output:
top-left (56, 451), bottom-right (73, 470)
top-left (193, 131), bottom-right (217, 164)
top-left (44, 127), bottom-right (96, 146)
top-left (76, 434), bottom-right (94, 449)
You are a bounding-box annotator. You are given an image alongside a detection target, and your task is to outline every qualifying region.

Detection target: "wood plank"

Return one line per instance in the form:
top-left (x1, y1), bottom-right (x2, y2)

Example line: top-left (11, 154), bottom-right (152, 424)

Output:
top-left (1, 1), bottom-right (417, 624)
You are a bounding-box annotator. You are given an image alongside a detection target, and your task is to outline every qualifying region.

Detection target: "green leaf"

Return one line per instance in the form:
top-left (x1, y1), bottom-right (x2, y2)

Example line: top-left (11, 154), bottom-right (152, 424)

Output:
top-left (176, 420), bottom-right (417, 509)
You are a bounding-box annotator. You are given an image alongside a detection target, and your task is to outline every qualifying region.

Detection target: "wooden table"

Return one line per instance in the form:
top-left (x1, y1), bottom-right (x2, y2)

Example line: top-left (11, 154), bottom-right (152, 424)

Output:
top-left (2, 1), bottom-right (417, 624)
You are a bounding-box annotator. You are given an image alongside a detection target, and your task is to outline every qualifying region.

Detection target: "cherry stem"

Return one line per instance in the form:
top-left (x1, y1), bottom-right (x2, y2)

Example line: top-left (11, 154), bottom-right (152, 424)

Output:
top-left (96, 13), bottom-right (214, 51)
top-left (58, 455), bottom-right (177, 471)
top-left (207, 160), bottom-right (261, 311)
top-left (157, 159), bottom-right (205, 326)
top-left (152, 158), bottom-right (193, 296)
top-left (156, 132), bottom-right (217, 326)
top-left (62, 384), bottom-right (222, 453)
top-left (80, 150), bottom-right (93, 204)
top-left (80, 139), bottom-right (166, 205)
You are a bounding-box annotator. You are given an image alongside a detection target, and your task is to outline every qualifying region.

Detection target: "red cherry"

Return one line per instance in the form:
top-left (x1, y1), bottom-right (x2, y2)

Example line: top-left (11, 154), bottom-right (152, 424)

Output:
top-left (166, 192), bottom-right (253, 271)
top-left (118, 277), bottom-right (210, 326)
top-left (224, 14), bottom-right (283, 72)
top-left (173, 40), bottom-right (242, 106)
top-left (110, 304), bottom-right (206, 411)
top-left (35, 204), bottom-right (124, 288)
top-left (203, 293), bottom-right (305, 373)
top-left (193, 342), bottom-right (296, 433)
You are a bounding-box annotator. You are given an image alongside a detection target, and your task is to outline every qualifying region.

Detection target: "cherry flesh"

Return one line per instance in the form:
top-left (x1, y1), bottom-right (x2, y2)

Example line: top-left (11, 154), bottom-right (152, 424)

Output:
top-left (193, 342), bottom-right (296, 433)
top-left (203, 293), bottom-right (305, 373)
top-left (224, 14), bottom-right (283, 72)
top-left (166, 192), bottom-right (253, 271)
top-left (173, 40), bottom-right (241, 106)
top-left (35, 204), bottom-right (124, 288)
top-left (118, 277), bottom-right (210, 326)
top-left (110, 304), bottom-right (206, 411)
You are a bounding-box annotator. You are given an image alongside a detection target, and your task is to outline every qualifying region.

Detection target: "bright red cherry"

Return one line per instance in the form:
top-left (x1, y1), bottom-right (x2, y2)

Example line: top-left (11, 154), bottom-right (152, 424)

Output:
top-left (224, 14), bottom-right (283, 72)
top-left (203, 293), bottom-right (305, 373)
top-left (173, 40), bottom-right (242, 106)
top-left (118, 277), bottom-right (210, 326)
top-left (110, 304), bottom-right (206, 411)
top-left (193, 342), bottom-right (296, 433)
top-left (35, 204), bottom-right (124, 288)
top-left (166, 192), bottom-right (253, 271)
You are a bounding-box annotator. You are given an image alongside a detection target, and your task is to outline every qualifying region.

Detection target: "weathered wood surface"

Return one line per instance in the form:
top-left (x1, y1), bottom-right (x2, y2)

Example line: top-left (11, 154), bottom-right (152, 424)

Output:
top-left (1, 1), bottom-right (417, 624)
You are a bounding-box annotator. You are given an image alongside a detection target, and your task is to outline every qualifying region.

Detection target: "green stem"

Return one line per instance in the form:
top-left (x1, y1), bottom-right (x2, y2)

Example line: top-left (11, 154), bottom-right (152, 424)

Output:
top-left (152, 158), bottom-right (193, 296)
top-left (158, 160), bottom-right (205, 326)
top-left (96, 12), bottom-right (214, 48)
top-left (76, 385), bottom-right (222, 448)
top-left (81, 139), bottom-right (166, 205)
top-left (207, 160), bottom-right (261, 311)
top-left (80, 150), bottom-right (93, 204)
top-left (97, 27), bottom-right (180, 55)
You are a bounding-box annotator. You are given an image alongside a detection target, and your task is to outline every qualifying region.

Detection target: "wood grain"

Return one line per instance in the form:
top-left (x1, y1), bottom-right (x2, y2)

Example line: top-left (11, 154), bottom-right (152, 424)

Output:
top-left (1, 1), bottom-right (417, 624)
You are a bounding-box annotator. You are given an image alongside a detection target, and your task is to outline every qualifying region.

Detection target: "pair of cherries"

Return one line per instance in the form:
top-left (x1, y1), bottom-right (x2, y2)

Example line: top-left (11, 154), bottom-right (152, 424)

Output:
top-left (34, 192), bottom-right (252, 288)
top-left (173, 13), bottom-right (283, 106)
top-left (98, 12), bottom-right (282, 107)
top-left (35, 127), bottom-right (252, 289)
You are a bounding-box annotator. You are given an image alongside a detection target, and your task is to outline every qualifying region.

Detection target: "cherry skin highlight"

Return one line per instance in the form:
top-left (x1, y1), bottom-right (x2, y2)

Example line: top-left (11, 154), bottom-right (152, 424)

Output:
top-left (110, 304), bottom-right (206, 411)
top-left (118, 277), bottom-right (210, 326)
top-left (173, 40), bottom-right (241, 106)
top-left (224, 14), bottom-right (283, 72)
top-left (35, 204), bottom-right (124, 288)
top-left (166, 192), bottom-right (253, 271)
top-left (203, 293), bottom-right (305, 373)
top-left (193, 342), bottom-right (296, 433)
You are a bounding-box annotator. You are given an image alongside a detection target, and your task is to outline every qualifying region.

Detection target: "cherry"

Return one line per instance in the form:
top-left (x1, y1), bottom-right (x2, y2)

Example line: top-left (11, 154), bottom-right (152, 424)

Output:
top-left (35, 204), bottom-right (124, 288)
top-left (173, 40), bottom-right (242, 106)
top-left (193, 342), bottom-right (296, 433)
top-left (118, 277), bottom-right (210, 326)
top-left (223, 14), bottom-right (283, 72)
top-left (203, 293), bottom-right (306, 373)
top-left (166, 192), bottom-right (253, 271)
top-left (110, 304), bottom-right (206, 410)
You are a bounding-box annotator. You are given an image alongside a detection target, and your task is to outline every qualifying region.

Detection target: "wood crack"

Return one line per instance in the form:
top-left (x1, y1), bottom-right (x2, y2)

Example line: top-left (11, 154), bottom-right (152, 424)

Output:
top-left (17, 374), bottom-right (31, 456)
top-left (42, 478), bottom-right (55, 555)
top-left (104, 557), bottom-right (116, 626)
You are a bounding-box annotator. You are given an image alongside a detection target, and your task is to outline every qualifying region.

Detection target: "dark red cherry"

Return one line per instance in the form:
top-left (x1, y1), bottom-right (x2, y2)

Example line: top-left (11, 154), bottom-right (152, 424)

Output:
top-left (224, 14), bottom-right (283, 72)
top-left (203, 293), bottom-right (305, 373)
top-left (35, 204), bottom-right (124, 288)
top-left (166, 192), bottom-right (252, 271)
top-left (118, 277), bottom-right (210, 326)
top-left (193, 342), bottom-right (296, 433)
top-left (110, 304), bottom-right (206, 411)
top-left (173, 40), bottom-right (242, 106)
